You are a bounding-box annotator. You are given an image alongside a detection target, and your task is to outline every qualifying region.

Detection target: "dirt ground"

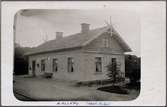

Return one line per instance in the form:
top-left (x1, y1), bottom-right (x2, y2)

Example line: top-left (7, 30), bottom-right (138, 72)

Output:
top-left (13, 76), bottom-right (140, 101)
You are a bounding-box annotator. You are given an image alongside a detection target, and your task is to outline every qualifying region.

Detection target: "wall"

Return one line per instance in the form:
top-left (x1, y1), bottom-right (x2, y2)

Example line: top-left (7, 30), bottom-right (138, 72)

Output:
top-left (80, 32), bottom-right (125, 81)
top-left (28, 32), bottom-right (126, 81)
top-left (28, 49), bottom-right (86, 81)
top-left (83, 33), bottom-right (124, 54)
top-left (80, 53), bottom-right (125, 81)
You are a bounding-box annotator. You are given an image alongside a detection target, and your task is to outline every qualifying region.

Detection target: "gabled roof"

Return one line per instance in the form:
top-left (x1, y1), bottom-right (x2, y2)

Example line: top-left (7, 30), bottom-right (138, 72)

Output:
top-left (25, 25), bottom-right (131, 56)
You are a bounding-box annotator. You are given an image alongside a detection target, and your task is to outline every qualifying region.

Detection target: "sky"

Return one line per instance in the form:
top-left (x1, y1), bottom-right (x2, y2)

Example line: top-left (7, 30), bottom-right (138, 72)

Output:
top-left (14, 2), bottom-right (166, 57)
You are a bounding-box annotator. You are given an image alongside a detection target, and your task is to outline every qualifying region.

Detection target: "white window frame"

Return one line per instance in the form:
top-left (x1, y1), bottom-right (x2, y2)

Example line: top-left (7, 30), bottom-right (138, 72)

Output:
top-left (41, 59), bottom-right (45, 72)
top-left (95, 57), bottom-right (102, 73)
top-left (52, 58), bottom-right (58, 72)
top-left (68, 57), bottom-right (74, 72)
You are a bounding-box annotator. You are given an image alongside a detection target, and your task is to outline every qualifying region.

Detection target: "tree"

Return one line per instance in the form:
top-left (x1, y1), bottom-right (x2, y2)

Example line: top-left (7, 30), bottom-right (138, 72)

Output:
top-left (107, 61), bottom-right (117, 82)
top-left (14, 43), bottom-right (34, 75)
top-left (125, 55), bottom-right (140, 84)
top-left (107, 61), bottom-right (124, 84)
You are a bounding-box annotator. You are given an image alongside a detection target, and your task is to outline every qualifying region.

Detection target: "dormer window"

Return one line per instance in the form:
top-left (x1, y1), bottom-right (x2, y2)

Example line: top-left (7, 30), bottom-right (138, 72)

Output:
top-left (103, 37), bottom-right (109, 48)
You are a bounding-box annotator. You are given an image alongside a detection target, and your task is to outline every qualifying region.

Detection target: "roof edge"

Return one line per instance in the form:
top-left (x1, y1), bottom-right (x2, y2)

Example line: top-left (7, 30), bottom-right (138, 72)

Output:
top-left (82, 26), bottom-right (109, 46)
top-left (112, 28), bottom-right (132, 52)
top-left (24, 46), bottom-right (82, 56)
top-left (82, 26), bottom-right (132, 52)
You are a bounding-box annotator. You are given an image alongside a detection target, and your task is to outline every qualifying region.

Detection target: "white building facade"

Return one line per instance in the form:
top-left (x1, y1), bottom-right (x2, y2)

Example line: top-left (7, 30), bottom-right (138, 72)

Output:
top-left (26, 23), bottom-right (131, 82)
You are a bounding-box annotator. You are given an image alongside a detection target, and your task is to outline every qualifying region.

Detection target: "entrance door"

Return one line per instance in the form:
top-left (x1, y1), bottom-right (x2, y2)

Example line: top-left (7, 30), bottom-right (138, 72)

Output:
top-left (32, 60), bottom-right (36, 77)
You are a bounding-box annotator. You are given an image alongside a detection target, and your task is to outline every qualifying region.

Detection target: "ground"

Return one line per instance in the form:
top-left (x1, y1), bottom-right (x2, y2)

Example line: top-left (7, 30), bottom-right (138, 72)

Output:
top-left (13, 75), bottom-right (140, 101)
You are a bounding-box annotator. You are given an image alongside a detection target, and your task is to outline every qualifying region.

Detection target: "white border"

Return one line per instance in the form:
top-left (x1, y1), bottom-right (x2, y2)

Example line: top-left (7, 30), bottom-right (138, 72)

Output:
top-left (1, 1), bottom-right (166, 106)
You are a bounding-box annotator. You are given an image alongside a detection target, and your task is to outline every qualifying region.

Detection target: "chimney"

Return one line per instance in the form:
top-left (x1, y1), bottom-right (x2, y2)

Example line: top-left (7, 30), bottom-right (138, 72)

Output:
top-left (81, 23), bottom-right (90, 33)
top-left (56, 32), bottom-right (63, 40)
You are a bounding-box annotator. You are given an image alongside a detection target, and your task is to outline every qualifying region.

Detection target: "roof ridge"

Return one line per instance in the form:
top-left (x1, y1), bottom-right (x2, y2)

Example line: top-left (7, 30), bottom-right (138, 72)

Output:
top-left (36, 25), bottom-right (108, 47)
top-left (63, 25), bottom-right (108, 38)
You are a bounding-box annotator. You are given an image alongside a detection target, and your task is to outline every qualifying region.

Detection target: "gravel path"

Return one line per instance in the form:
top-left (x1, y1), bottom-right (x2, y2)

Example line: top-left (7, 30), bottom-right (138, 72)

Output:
top-left (13, 76), bottom-right (139, 101)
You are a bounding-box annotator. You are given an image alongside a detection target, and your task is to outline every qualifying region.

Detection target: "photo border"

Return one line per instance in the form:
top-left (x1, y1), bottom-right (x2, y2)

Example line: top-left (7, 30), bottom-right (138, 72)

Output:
top-left (1, 1), bottom-right (166, 106)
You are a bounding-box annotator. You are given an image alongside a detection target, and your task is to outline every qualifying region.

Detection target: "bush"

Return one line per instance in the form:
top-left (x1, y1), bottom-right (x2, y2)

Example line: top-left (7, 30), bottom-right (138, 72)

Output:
top-left (44, 72), bottom-right (53, 78)
top-left (115, 76), bottom-right (125, 83)
top-left (125, 55), bottom-right (140, 84)
top-left (97, 85), bottom-right (129, 94)
top-left (125, 81), bottom-right (140, 90)
top-left (76, 82), bottom-right (82, 87)
top-left (14, 44), bottom-right (34, 75)
top-left (106, 61), bottom-right (125, 85)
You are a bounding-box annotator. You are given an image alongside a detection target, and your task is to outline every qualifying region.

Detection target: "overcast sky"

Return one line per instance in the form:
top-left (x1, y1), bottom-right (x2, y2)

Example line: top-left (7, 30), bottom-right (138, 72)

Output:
top-left (14, 2), bottom-right (166, 57)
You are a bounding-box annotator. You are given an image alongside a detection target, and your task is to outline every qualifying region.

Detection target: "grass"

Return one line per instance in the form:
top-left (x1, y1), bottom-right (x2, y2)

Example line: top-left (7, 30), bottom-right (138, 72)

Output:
top-left (97, 85), bottom-right (129, 94)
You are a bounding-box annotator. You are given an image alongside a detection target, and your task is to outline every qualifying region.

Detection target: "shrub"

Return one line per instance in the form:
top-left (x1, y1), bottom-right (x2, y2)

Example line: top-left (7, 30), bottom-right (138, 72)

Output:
top-left (97, 85), bottom-right (129, 94)
top-left (44, 72), bottom-right (53, 78)
top-left (106, 61), bottom-right (124, 85)
top-left (125, 81), bottom-right (140, 90)
top-left (115, 76), bottom-right (125, 83)
top-left (125, 55), bottom-right (140, 84)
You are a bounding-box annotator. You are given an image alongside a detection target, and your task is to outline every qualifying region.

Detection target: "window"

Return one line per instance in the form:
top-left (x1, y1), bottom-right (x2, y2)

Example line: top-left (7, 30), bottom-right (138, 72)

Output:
top-left (103, 37), bottom-right (109, 48)
top-left (53, 58), bottom-right (58, 72)
top-left (95, 57), bottom-right (102, 72)
top-left (41, 59), bottom-right (45, 72)
top-left (29, 66), bottom-right (31, 70)
top-left (68, 57), bottom-right (74, 72)
top-left (32, 60), bottom-right (36, 76)
top-left (32, 60), bottom-right (36, 71)
top-left (37, 63), bottom-right (39, 68)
